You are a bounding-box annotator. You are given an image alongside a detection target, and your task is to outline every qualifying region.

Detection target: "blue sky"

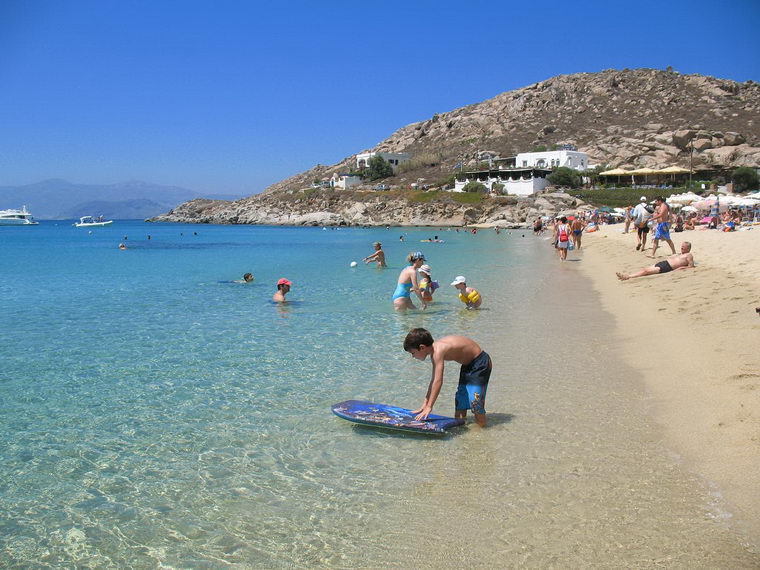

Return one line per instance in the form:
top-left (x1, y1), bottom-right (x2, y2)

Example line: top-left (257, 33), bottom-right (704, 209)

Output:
top-left (1, 0), bottom-right (758, 195)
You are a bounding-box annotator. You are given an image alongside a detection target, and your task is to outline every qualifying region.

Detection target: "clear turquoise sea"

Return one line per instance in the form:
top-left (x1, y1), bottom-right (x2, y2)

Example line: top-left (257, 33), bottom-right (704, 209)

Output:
top-left (1, 221), bottom-right (758, 567)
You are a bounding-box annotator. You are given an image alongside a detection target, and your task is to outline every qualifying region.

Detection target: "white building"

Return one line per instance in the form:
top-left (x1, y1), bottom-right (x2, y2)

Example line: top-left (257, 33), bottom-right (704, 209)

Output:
top-left (330, 173), bottom-right (362, 190)
top-left (515, 149), bottom-right (589, 170)
top-left (453, 168), bottom-right (551, 196)
top-left (356, 151), bottom-right (410, 172)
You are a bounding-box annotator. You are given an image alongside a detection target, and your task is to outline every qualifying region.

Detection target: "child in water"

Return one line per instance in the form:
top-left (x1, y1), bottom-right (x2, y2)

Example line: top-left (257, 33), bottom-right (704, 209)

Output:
top-left (418, 264), bottom-right (438, 303)
top-left (450, 275), bottom-right (482, 309)
top-left (404, 328), bottom-right (492, 427)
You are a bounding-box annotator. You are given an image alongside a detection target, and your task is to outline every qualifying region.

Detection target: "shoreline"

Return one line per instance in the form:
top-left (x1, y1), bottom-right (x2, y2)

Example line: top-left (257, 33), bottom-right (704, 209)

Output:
top-left (575, 223), bottom-right (760, 543)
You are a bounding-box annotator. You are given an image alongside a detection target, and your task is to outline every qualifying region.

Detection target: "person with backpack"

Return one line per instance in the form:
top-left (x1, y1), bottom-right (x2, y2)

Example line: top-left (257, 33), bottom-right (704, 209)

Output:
top-left (554, 216), bottom-right (572, 261)
top-left (632, 196), bottom-right (653, 252)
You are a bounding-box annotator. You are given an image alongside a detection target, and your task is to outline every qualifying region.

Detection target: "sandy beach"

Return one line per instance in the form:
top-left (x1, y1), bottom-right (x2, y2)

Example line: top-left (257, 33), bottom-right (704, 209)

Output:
top-left (576, 223), bottom-right (760, 543)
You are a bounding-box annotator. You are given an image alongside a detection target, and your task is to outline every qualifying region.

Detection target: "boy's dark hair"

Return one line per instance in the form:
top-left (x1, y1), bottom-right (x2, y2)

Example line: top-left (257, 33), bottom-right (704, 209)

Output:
top-left (404, 328), bottom-right (434, 351)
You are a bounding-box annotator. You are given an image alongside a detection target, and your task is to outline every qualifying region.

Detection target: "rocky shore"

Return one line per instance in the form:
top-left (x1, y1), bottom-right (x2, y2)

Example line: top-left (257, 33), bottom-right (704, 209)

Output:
top-left (148, 189), bottom-right (584, 227)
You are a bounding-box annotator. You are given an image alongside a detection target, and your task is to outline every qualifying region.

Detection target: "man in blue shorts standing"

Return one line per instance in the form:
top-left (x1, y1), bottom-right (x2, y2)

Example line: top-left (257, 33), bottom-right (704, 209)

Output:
top-left (404, 328), bottom-right (492, 427)
top-left (651, 196), bottom-right (677, 258)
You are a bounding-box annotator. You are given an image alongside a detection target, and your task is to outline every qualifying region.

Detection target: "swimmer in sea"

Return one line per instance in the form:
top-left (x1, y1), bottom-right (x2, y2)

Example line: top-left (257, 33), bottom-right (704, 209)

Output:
top-left (362, 242), bottom-right (386, 267)
top-left (392, 252), bottom-right (427, 311)
top-left (273, 278), bottom-right (292, 302)
top-left (118, 243), bottom-right (127, 250)
top-left (450, 275), bottom-right (482, 309)
top-left (234, 273), bottom-right (254, 283)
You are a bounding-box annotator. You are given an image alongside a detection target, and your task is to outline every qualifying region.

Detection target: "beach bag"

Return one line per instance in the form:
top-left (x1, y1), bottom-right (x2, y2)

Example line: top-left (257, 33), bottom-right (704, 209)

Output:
top-left (568, 241), bottom-right (575, 251)
top-left (558, 225), bottom-right (569, 243)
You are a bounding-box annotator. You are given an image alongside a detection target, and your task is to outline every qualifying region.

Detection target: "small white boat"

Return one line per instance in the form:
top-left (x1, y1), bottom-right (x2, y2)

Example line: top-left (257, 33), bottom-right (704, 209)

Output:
top-left (0, 205), bottom-right (39, 225)
top-left (74, 215), bottom-right (113, 227)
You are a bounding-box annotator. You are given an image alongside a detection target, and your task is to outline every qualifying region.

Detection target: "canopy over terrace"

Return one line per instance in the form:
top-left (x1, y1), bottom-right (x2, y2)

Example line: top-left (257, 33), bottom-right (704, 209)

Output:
top-left (598, 166), bottom-right (691, 184)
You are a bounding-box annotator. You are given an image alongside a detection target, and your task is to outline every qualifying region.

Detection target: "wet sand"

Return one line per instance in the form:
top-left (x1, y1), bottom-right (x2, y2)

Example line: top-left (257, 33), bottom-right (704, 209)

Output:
top-left (575, 223), bottom-right (760, 544)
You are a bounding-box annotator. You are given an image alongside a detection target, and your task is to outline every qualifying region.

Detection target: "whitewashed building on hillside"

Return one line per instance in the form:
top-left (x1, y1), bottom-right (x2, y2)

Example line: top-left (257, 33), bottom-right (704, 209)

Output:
top-left (453, 167), bottom-right (552, 196)
top-left (515, 149), bottom-right (590, 170)
top-left (356, 151), bottom-right (410, 172)
top-left (330, 173), bottom-right (362, 190)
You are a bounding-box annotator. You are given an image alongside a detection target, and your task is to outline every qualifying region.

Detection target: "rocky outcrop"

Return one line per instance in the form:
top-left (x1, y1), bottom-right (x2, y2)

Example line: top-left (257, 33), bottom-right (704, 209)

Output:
top-left (149, 190), bottom-right (585, 228)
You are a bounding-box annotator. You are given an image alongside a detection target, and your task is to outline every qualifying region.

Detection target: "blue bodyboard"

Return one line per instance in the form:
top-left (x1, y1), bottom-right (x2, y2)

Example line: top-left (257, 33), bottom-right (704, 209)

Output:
top-left (331, 400), bottom-right (464, 435)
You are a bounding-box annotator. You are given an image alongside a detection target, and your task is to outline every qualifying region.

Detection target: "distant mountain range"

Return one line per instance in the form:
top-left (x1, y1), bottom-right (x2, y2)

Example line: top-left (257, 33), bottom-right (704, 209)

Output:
top-left (0, 179), bottom-right (245, 219)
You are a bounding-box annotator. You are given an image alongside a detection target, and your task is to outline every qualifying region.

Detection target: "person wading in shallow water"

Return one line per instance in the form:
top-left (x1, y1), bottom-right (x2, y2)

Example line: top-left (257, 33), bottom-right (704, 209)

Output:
top-left (392, 252), bottom-right (427, 311)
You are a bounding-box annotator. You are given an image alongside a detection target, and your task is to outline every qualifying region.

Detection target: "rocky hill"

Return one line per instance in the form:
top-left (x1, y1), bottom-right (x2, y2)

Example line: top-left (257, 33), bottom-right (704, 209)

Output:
top-left (264, 68), bottom-right (760, 194)
top-left (154, 68), bottom-right (760, 226)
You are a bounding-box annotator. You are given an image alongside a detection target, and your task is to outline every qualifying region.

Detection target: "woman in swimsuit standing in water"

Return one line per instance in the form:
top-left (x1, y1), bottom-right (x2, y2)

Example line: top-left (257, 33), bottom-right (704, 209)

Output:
top-left (392, 251), bottom-right (427, 311)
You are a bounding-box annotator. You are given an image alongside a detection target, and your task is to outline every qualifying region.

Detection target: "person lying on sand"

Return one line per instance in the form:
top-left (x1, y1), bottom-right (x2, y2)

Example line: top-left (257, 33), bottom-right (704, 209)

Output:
top-left (616, 242), bottom-right (694, 281)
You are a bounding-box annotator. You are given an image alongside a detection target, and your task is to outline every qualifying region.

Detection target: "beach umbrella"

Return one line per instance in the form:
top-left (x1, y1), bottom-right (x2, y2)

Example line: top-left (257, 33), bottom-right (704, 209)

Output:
top-left (681, 205), bottom-right (698, 213)
top-left (667, 192), bottom-right (700, 205)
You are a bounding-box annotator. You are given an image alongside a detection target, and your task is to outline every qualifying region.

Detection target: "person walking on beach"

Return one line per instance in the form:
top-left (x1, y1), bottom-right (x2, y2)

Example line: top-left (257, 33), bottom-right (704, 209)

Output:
top-left (570, 215), bottom-right (585, 250)
top-left (553, 216), bottom-right (571, 260)
top-left (623, 206), bottom-right (633, 233)
top-left (362, 242), bottom-right (386, 267)
top-left (650, 197), bottom-right (677, 258)
top-left (404, 328), bottom-right (492, 427)
top-left (392, 252), bottom-right (427, 311)
top-left (632, 197), bottom-right (652, 252)
top-left (451, 275), bottom-right (482, 309)
top-left (616, 242), bottom-right (694, 280)
top-left (273, 278), bottom-right (292, 302)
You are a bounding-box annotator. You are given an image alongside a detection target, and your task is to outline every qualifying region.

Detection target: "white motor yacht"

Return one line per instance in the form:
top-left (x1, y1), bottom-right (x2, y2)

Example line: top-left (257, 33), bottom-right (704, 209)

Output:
top-left (0, 206), bottom-right (39, 225)
top-left (74, 215), bottom-right (113, 227)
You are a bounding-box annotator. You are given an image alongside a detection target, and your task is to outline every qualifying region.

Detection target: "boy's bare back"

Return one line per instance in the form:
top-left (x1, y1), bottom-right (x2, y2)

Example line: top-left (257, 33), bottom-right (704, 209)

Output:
top-left (433, 335), bottom-right (482, 365)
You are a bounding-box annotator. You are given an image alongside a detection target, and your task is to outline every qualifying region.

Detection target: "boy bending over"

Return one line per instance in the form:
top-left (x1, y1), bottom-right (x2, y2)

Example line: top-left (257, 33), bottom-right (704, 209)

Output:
top-left (404, 328), bottom-right (493, 427)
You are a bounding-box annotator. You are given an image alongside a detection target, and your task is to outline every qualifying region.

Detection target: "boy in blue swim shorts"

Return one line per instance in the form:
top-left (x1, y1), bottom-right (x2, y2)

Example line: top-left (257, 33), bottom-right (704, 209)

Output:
top-left (404, 328), bottom-right (492, 427)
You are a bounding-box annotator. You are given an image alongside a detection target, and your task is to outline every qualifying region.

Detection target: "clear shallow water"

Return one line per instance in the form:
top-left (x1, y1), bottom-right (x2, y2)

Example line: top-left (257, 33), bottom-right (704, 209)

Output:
top-left (1, 221), bottom-right (757, 567)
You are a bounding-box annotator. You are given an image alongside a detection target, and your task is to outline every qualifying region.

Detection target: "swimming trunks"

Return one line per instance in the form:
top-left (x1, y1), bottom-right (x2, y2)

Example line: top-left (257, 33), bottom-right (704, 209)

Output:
top-left (573, 230), bottom-right (582, 235)
top-left (392, 282), bottom-right (412, 300)
top-left (655, 260), bottom-right (673, 274)
top-left (637, 225), bottom-right (650, 237)
top-left (655, 222), bottom-right (670, 240)
top-left (455, 351), bottom-right (492, 414)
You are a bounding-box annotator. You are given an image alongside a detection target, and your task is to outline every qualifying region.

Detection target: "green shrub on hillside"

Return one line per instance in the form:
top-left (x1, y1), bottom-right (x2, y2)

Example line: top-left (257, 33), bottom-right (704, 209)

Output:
top-left (433, 173), bottom-right (457, 189)
top-left (451, 192), bottom-right (484, 204)
top-left (548, 167), bottom-right (582, 189)
top-left (408, 190), bottom-right (439, 203)
top-left (732, 167), bottom-right (759, 192)
top-left (365, 156), bottom-right (394, 181)
top-left (462, 181), bottom-right (487, 193)
top-left (570, 188), bottom-right (686, 208)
